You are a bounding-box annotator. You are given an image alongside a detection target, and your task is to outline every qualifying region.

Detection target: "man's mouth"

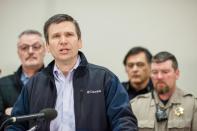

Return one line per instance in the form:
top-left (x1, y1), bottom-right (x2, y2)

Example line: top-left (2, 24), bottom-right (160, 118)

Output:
top-left (59, 48), bottom-right (69, 54)
top-left (26, 56), bottom-right (36, 60)
top-left (132, 74), bottom-right (140, 78)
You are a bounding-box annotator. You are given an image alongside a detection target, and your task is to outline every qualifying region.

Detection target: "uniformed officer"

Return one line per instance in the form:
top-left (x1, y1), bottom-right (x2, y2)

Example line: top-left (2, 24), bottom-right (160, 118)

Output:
top-left (130, 51), bottom-right (197, 131)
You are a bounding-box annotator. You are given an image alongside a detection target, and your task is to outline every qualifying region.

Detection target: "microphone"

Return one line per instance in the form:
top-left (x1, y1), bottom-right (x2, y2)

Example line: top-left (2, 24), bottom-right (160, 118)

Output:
top-left (9, 108), bottom-right (57, 123)
top-left (0, 108), bottom-right (57, 130)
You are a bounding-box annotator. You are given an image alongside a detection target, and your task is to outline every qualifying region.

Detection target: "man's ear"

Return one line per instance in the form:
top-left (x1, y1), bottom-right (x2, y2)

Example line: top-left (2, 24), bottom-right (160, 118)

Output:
top-left (175, 69), bottom-right (180, 80)
top-left (125, 66), bottom-right (129, 74)
top-left (78, 39), bottom-right (83, 49)
top-left (45, 43), bottom-right (50, 53)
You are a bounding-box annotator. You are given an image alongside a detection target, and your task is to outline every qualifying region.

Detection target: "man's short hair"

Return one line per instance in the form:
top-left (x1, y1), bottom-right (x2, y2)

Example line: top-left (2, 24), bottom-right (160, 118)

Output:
top-left (18, 29), bottom-right (42, 38)
top-left (152, 51), bottom-right (178, 70)
top-left (123, 46), bottom-right (152, 65)
top-left (43, 14), bottom-right (81, 43)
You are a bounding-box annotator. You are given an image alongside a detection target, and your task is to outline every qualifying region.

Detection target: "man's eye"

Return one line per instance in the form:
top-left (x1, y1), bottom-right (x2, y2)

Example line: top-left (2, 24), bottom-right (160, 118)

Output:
top-left (33, 45), bottom-right (42, 50)
top-left (127, 63), bottom-right (134, 68)
top-left (162, 70), bottom-right (169, 74)
top-left (136, 62), bottom-right (144, 67)
top-left (151, 71), bottom-right (158, 75)
top-left (20, 46), bottom-right (28, 50)
top-left (66, 33), bottom-right (74, 37)
top-left (52, 34), bottom-right (60, 38)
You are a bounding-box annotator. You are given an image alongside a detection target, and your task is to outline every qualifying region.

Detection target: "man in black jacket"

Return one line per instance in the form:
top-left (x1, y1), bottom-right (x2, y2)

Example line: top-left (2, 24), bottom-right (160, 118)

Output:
top-left (0, 30), bottom-right (45, 125)
top-left (7, 14), bottom-right (138, 131)
top-left (122, 46), bottom-right (153, 100)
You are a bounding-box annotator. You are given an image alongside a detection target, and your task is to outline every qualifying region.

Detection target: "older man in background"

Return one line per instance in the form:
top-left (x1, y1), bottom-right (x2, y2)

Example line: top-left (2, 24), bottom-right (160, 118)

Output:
top-left (0, 30), bottom-right (45, 124)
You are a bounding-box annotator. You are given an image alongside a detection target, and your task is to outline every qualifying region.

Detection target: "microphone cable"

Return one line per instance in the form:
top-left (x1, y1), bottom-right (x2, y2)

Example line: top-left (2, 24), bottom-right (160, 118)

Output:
top-left (0, 118), bottom-right (12, 131)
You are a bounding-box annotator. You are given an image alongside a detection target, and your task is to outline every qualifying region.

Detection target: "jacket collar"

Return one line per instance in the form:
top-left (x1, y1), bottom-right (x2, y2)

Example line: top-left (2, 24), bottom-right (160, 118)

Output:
top-left (150, 88), bottom-right (184, 108)
top-left (14, 65), bottom-right (44, 91)
top-left (14, 66), bottom-right (24, 91)
top-left (43, 51), bottom-right (88, 79)
top-left (126, 79), bottom-right (153, 92)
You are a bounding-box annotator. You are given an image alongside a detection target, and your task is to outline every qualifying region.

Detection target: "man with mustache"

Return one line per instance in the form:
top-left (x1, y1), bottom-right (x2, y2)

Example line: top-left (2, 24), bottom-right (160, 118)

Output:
top-left (0, 30), bottom-right (45, 125)
top-left (131, 51), bottom-right (197, 131)
top-left (122, 46), bottom-right (153, 100)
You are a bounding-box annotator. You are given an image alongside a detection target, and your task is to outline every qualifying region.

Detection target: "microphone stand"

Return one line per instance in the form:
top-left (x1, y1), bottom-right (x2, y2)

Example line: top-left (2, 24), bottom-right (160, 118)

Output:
top-left (27, 125), bottom-right (38, 131)
top-left (0, 118), bottom-right (12, 131)
top-left (0, 118), bottom-right (38, 131)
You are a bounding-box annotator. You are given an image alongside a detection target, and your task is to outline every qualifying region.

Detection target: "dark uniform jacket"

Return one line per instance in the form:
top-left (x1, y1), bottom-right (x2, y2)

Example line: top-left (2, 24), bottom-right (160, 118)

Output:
top-left (8, 52), bottom-right (138, 131)
top-left (122, 79), bottom-right (153, 100)
top-left (0, 66), bottom-right (43, 125)
top-left (0, 66), bottom-right (23, 124)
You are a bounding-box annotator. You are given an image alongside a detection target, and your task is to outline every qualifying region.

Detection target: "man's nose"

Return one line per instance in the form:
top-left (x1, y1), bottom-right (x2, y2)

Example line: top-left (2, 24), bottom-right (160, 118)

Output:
top-left (157, 72), bottom-right (164, 79)
top-left (132, 65), bottom-right (139, 71)
top-left (28, 46), bottom-right (34, 53)
top-left (59, 36), bottom-right (67, 45)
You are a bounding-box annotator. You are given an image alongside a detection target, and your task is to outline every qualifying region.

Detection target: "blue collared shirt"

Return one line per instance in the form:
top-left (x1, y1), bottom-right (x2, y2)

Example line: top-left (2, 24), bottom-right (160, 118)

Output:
top-left (50, 56), bottom-right (81, 131)
top-left (20, 72), bottom-right (30, 86)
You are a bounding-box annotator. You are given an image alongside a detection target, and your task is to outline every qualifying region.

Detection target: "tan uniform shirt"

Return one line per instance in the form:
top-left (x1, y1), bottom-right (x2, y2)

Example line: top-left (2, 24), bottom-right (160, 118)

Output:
top-left (130, 88), bottom-right (197, 131)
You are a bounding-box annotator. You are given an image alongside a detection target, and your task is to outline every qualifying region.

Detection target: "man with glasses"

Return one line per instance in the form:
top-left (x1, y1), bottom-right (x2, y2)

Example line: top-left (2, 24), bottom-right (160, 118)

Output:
top-left (0, 30), bottom-right (45, 125)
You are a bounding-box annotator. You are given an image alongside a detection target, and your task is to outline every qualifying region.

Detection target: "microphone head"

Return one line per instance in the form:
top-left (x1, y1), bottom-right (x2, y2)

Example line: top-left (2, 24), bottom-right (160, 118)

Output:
top-left (40, 108), bottom-right (57, 121)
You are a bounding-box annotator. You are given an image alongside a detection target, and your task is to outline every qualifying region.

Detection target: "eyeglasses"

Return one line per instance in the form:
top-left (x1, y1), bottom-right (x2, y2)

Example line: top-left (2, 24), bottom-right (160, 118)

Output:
top-left (18, 44), bottom-right (42, 52)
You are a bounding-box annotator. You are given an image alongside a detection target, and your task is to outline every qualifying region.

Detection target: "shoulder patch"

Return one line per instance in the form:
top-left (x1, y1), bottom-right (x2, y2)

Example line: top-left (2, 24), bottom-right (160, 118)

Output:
top-left (183, 93), bottom-right (193, 97)
top-left (182, 91), bottom-right (195, 98)
top-left (180, 88), bottom-right (195, 97)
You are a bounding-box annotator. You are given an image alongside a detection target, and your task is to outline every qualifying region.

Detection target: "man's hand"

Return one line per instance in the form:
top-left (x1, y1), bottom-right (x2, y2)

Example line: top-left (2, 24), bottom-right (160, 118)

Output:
top-left (5, 107), bottom-right (13, 115)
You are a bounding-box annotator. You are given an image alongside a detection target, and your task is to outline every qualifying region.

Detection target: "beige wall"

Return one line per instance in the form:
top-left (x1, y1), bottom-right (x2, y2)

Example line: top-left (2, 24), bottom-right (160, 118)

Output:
top-left (0, 0), bottom-right (197, 95)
